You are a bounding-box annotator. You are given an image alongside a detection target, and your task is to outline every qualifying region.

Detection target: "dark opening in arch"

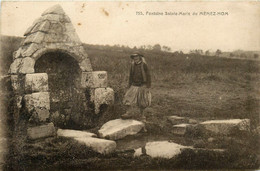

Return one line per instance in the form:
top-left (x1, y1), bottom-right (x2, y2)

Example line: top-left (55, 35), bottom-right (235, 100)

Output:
top-left (34, 52), bottom-right (88, 128)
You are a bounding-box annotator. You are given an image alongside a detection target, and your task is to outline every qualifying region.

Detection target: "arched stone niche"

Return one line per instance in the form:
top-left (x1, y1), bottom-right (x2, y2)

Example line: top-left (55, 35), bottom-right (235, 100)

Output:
top-left (35, 51), bottom-right (84, 128)
top-left (8, 4), bottom-right (114, 140)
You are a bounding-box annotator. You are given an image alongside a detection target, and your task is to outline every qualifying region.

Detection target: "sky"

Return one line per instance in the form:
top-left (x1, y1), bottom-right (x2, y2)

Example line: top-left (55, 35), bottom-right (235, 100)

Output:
top-left (0, 1), bottom-right (260, 52)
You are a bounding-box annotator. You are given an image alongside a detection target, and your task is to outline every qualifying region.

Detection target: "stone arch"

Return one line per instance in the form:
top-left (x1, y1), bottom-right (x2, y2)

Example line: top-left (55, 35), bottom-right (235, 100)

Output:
top-left (32, 47), bottom-right (92, 72)
top-left (33, 48), bottom-right (82, 64)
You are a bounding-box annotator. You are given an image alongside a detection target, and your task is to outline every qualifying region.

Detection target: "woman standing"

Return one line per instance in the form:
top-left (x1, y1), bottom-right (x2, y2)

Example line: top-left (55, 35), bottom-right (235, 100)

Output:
top-left (121, 52), bottom-right (152, 121)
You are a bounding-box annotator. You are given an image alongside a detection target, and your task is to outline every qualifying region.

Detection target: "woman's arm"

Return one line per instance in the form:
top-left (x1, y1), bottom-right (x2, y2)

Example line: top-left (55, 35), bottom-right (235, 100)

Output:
top-left (144, 63), bottom-right (151, 88)
top-left (128, 65), bottom-right (133, 88)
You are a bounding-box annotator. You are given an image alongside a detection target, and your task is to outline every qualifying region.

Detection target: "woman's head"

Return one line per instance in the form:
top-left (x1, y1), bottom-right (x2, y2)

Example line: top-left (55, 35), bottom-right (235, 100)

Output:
top-left (133, 56), bottom-right (142, 64)
top-left (130, 51), bottom-right (144, 64)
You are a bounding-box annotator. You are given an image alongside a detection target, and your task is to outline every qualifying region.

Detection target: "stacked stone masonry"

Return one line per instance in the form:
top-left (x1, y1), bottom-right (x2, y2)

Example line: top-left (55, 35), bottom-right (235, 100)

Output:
top-left (9, 4), bottom-right (93, 75)
top-left (9, 4), bottom-right (115, 139)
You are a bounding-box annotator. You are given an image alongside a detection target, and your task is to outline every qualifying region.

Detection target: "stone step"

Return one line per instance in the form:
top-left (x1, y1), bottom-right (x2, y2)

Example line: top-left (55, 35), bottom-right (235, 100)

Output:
top-left (27, 122), bottom-right (56, 140)
top-left (98, 119), bottom-right (144, 140)
top-left (198, 119), bottom-right (250, 136)
top-left (167, 116), bottom-right (188, 125)
top-left (172, 124), bottom-right (192, 135)
top-left (134, 141), bottom-right (192, 159)
top-left (74, 137), bottom-right (116, 154)
top-left (167, 115), bottom-right (199, 125)
top-left (57, 129), bottom-right (97, 138)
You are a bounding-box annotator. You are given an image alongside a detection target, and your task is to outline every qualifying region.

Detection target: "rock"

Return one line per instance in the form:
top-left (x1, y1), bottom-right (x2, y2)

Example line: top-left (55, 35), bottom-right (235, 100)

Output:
top-left (30, 20), bottom-right (51, 34)
top-left (134, 141), bottom-right (191, 159)
top-left (25, 73), bottom-right (48, 93)
top-left (24, 92), bottom-right (50, 112)
top-left (172, 124), bottom-right (191, 135)
top-left (167, 115), bottom-right (188, 125)
top-left (66, 31), bottom-right (81, 43)
top-left (81, 71), bottom-right (108, 88)
top-left (9, 58), bottom-right (23, 74)
top-left (98, 119), bottom-right (144, 140)
top-left (199, 119), bottom-right (250, 135)
top-left (91, 87), bottom-right (114, 114)
top-left (23, 32), bottom-right (45, 44)
top-left (44, 32), bottom-right (66, 42)
top-left (34, 108), bottom-right (50, 122)
top-left (41, 14), bottom-right (60, 22)
top-left (23, 16), bottom-right (47, 36)
top-left (10, 75), bottom-right (23, 93)
top-left (18, 57), bottom-right (35, 74)
top-left (13, 48), bottom-right (22, 59)
top-left (79, 58), bottom-right (93, 72)
top-left (134, 148), bottom-right (143, 157)
top-left (65, 22), bottom-right (75, 32)
top-left (42, 4), bottom-right (65, 16)
top-left (27, 123), bottom-right (56, 140)
top-left (188, 119), bottom-right (199, 124)
top-left (74, 137), bottom-right (116, 154)
top-left (49, 22), bottom-right (65, 33)
top-left (57, 129), bottom-right (97, 138)
top-left (21, 43), bottom-right (40, 57)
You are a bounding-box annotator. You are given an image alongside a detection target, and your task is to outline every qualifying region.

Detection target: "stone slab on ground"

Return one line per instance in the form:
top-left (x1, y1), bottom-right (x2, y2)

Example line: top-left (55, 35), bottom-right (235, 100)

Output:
top-left (199, 119), bottom-right (250, 135)
top-left (74, 137), bottom-right (116, 154)
top-left (27, 122), bottom-right (56, 140)
top-left (134, 141), bottom-right (191, 159)
top-left (57, 129), bottom-right (97, 138)
top-left (167, 115), bottom-right (188, 125)
top-left (98, 119), bottom-right (144, 140)
top-left (172, 124), bottom-right (192, 135)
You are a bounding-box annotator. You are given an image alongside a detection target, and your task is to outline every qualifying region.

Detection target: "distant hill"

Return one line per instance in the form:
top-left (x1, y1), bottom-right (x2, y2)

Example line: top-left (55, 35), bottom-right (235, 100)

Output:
top-left (212, 50), bottom-right (260, 60)
top-left (0, 35), bottom-right (178, 75)
top-left (1, 34), bottom-right (259, 76)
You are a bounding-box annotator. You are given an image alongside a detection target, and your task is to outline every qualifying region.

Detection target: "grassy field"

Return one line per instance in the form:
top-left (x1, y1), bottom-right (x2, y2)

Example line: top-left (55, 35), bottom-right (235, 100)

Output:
top-left (85, 46), bottom-right (260, 128)
top-left (1, 35), bottom-right (260, 169)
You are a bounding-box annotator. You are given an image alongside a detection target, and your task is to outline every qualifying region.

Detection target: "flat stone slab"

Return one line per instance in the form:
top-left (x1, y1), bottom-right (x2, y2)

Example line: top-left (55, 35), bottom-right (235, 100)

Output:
top-left (199, 119), bottom-right (250, 135)
top-left (172, 124), bottom-right (192, 135)
top-left (75, 137), bottom-right (116, 154)
top-left (134, 141), bottom-right (191, 159)
top-left (27, 122), bottom-right (56, 140)
top-left (98, 119), bottom-right (144, 140)
top-left (167, 115), bottom-right (188, 125)
top-left (57, 129), bottom-right (97, 138)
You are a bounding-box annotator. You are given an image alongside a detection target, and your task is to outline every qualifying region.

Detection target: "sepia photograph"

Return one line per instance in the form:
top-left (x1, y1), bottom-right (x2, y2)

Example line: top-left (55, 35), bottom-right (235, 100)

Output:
top-left (0, 1), bottom-right (259, 170)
